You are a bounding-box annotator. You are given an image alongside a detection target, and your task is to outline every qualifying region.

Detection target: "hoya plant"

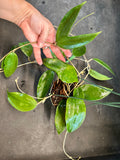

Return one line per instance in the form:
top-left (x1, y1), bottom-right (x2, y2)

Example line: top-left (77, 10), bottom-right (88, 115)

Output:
top-left (0, 2), bottom-right (120, 159)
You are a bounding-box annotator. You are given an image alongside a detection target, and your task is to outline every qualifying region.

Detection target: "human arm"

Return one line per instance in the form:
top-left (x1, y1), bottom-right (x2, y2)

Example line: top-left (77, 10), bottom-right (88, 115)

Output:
top-left (0, 0), bottom-right (72, 65)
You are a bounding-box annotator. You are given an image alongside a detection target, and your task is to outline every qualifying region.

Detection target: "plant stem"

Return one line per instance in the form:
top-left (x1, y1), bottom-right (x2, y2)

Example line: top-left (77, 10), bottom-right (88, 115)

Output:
top-left (63, 131), bottom-right (75, 160)
top-left (15, 77), bottom-right (42, 100)
top-left (66, 83), bottom-right (71, 95)
top-left (67, 57), bottom-right (80, 76)
top-left (17, 60), bottom-right (37, 68)
top-left (88, 58), bottom-right (93, 63)
top-left (66, 55), bottom-right (76, 63)
top-left (37, 94), bottom-right (53, 105)
top-left (0, 53), bottom-right (9, 63)
top-left (63, 131), bottom-right (82, 160)
top-left (63, 84), bottom-right (69, 97)
top-left (83, 55), bottom-right (90, 69)
top-left (69, 56), bottom-right (90, 93)
top-left (79, 66), bottom-right (87, 75)
top-left (66, 55), bottom-right (91, 94)
top-left (79, 72), bottom-right (89, 86)
top-left (15, 77), bottom-right (24, 94)
top-left (77, 55), bottom-right (91, 86)
top-left (70, 12), bottom-right (95, 34)
top-left (74, 57), bottom-right (86, 62)
top-left (53, 25), bottom-right (58, 29)
top-left (0, 42), bottom-right (36, 63)
top-left (28, 57), bottom-right (31, 62)
top-left (0, 38), bottom-right (59, 66)
top-left (13, 42), bottom-right (36, 52)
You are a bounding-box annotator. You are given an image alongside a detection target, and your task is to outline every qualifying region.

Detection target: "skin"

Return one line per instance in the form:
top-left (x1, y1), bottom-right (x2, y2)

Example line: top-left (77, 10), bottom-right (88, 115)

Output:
top-left (0, 0), bottom-right (72, 65)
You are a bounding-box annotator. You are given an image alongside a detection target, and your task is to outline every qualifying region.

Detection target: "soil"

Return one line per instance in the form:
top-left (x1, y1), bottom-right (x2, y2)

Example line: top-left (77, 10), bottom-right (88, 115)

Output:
top-left (51, 79), bottom-right (68, 107)
top-left (51, 79), bottom-right (75, 107)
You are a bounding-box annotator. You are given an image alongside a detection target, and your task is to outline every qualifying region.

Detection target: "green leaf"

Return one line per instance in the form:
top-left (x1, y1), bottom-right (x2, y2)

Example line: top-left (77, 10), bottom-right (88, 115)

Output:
top-left (73, 87), bottom-right (84, 99)
top-left (73, 46), bottom-right (86, 57)
top-left (55, 100), bottom-right (66, 134)
top-left (19, 41), bottom-right (33, 57)
top-left (89, 69), bottom-right (112, 81)
top-left (60, 49), bottom-right (66, 58)
top-left (49, 48), bottom-right (57, 59)
top-left (43, 58), bottom-right (78, 83)
top-left (2, 52), bottom-right (18, 77)
top-left (37, 70), bottom-right (54, 101)
top-left (10, 45), bottom-right (18, 51)
top-left (93, 58), bottom-right (115, 75)
top-left (57, 32), bottom-right (101, 49)
top-left (79, 84), bottom-right (112, 101)
top-left (65, 97), bottom-right (86, 133)
top-left (7, 92), bottom-right (37, 112)
top-left (56, 1), bottom-right (87, 41)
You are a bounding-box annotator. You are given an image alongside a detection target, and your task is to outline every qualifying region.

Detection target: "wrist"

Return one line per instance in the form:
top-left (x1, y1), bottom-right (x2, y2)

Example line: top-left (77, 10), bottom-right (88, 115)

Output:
top-left (0, 0), bottom-right (33, 26)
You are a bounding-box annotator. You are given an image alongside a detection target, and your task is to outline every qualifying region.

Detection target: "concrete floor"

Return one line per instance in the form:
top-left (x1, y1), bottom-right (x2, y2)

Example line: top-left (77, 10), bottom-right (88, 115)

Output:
top-left (0, 0), bottom-right (120, 159)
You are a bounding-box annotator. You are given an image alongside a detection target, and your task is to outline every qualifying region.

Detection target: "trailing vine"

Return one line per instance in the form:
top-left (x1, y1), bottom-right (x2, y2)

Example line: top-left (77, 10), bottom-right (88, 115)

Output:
top-left (0, 2), bottom-right (120, 159)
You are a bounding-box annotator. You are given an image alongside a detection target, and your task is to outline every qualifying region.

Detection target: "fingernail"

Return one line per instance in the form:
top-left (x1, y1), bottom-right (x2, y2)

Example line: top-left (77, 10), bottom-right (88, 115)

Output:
top-left (38, 61), bottom-right (43, 65)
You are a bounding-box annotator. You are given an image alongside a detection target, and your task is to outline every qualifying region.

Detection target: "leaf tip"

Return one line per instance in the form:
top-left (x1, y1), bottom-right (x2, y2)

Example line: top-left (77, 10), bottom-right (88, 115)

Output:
top-left (97, 31), bottom-right (102, 35)
top-left (7, 90), bottom-right (9, 94)
top-left (112, 71), bottom-right (115, 76)
top-left (77, 1), bottom-right (87, 9)
top-left (82, 1), bottom-right (87, 5)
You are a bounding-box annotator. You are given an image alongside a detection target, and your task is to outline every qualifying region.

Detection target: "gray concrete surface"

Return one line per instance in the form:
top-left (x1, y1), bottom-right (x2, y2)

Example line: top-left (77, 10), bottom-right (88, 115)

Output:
top-left (0, 0), bottom-right (120, 159)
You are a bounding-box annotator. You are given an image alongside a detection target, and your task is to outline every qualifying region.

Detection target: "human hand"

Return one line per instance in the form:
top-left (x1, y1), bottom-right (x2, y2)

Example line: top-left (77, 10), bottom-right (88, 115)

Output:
top-left (0, 0), bottom-right (72, 64)
top-left (19, 2), bottom-right (72, 65)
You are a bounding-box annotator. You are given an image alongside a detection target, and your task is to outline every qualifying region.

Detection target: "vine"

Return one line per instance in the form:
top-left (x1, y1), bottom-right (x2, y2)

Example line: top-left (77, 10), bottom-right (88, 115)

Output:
top-left (0, 2), bottom-right (120, 159)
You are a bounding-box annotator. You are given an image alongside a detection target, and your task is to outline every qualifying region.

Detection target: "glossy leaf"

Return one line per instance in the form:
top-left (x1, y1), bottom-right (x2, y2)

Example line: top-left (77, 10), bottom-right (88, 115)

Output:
top-left (89, 69), bottom-right (112, 81)
top-left (65, 97), bottom-right (86, 133)
top-left (49, 48), bottom-right (57, 59)
top-left (57, 32), bottom-right (101, 49)
top-left (7, 92), bottom-right (37, 112)
top-left (55, 100), bottom-right (66, 134)
top-left (73, 87), bottom-right (84, 99)
top-left (73, 46), bottom-right (86, 57)
top-left (60, 49), bottom-right (66, 58)
top-left (2, 52), bottom-right (18, 77)
top-left (19, 41), bottom-right (33, 57)
top-left (80, 84), bottom-right (112, 101)
top-left (43, 58), bottom-right (78, 83)
top-left (93, 58), bottom-right (115, 75)
top-left (37, 70), bottom-right (54, 101)
top-left (56, 1), bottom-right (87, 41)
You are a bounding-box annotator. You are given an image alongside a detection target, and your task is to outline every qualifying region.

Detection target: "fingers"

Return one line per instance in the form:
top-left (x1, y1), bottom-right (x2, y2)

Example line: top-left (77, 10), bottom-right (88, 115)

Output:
top-left (46, 27), bottom-right (56, 43)
top-left (20, 15), bottom-right (72, 64)
top-left (33, 47), bottom-right (42, 65)
top-left (42, 46), bottom-right (72, 62)
top-left (37, 25), bottom-right (50, 48)
top-left (42, 25), bottom-right (56, 47)
top-left (50, 45), bottom-right (65, 62)
top-left (43, 48), bottom-right (53, 58)
top-left (61, 48), bottom-right (72, 58)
